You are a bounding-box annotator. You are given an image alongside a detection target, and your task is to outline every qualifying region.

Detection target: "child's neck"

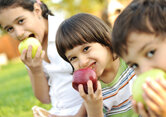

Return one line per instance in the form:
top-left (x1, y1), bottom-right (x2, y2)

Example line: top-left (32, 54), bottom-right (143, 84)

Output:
top-left (100, 58), bottom-right (120, 84)
top-left (42, 19), bottom-right (50, 63)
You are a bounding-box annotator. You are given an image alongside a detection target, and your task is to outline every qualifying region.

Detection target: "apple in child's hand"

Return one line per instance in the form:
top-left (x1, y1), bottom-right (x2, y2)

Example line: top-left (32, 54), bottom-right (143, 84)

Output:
top-left (132, 69), bottom-right (166, 106)
top-left (18, 37), bottom-right (41, 58)
top-left (72, 68), bottom-right (98, 94)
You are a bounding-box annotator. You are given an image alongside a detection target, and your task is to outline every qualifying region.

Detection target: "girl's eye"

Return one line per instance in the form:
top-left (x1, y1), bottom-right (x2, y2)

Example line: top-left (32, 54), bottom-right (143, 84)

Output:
top-left (69, 56), bottom-right (77, 62)
top-left (83, 46), bottom-right (90, 52)
top-left (146, 50), bottom-right (155, 58)
top-left (7, 27), bottom-right (14, 33)
top-left (130, 63), bottom-right (138, 70)
top-left (18, 19), bottom-right (24, 24)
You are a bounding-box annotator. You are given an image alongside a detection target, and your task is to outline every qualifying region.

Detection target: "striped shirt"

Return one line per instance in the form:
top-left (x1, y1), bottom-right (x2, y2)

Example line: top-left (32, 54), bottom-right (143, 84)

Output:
top-left (101, 59), bottom-right (139, 117)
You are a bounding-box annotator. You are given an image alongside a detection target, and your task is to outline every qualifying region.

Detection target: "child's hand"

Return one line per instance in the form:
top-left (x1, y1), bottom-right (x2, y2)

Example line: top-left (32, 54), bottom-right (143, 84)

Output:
top-left (20, 45), bottom-right (45, 70)
top-left (78, 80), bottom-right (104, 117)
top-left (132, 100), bottom-right (157, 117)
top-left (143, 77), bottom-right (166, 116)
top-left (32, 106), bottom-right (52, 117)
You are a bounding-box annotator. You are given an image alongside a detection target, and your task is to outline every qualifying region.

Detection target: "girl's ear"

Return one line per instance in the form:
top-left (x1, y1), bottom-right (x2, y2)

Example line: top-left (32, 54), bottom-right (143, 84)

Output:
top-left (33, 3), bottom-right (42, 18)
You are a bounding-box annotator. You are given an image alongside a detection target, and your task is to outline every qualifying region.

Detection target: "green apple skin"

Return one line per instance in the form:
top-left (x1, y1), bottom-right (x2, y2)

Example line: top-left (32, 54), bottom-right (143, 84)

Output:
top-left (132, 69), bottom-right (166, 106)
top-left (18, 37), bottom-right (41, 58)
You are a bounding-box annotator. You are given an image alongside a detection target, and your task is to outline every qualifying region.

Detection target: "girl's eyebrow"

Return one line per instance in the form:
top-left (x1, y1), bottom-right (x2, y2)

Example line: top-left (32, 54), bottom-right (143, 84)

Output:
top-left (14, 16), bottom-right (24, 22)
top-left (4, 25), bottom-right (10, 31)
top-left (66, 55), bottom-right (71, 60)
top-left (4, 16), bottom-right (24, 30)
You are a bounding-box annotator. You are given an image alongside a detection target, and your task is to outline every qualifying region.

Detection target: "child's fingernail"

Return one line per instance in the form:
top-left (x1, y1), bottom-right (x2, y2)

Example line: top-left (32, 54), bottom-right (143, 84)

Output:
top-left (142, 83), bottom-right (146, 89)
top-left (146, 78), bottom-right (152, 84)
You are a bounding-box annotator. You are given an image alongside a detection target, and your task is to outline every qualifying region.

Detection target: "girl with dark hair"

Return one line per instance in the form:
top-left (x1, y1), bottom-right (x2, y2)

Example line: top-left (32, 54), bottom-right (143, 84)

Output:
top-left (56, 13), bottom-right (138, 117)
top-left (0, 0), bottom-right (84, 116)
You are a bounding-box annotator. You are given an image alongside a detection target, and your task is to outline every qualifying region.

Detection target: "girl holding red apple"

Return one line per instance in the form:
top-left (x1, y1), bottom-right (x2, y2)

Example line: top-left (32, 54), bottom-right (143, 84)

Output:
top-left (0, 0), bottom-right (87, 117)
top-left (56, 13), bottom-right (139, 117)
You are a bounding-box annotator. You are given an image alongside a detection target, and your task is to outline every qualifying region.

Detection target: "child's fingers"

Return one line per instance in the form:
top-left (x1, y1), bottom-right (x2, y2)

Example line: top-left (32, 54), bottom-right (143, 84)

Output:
top-left (147, 107), bottom-right (159, 117)
top-left (87, 80), bottom-right (94, 97)
top-left (137, 102), bottom-right (149, 117)
top-left (143, 93), bottom-right (160, 115)
top-left (144, 79), bottom-right (166, 108)
top-left (95, 81), bottom-right (102, 97)
top-left (20, 49), bottom-right (27, 62)
top-left (132, 100), bottom-right (139, 114)
top-left (78, 84), bottom-right (87, 100)
top-left (143, 82), bottom-right (163, 106)
top-left (33, 111), bottom-right (40, 117)
top-left (150, 79), bottom-right (166, 98)
top-left (41, 50), bottom-right (45, 59)
top-left (146, 78), bottom-right (166, 98)
top-left (34, 46), bottom-right (42, 59)
top-left (156, 77), bottom-right (166, 89)
top-left (26, 45), bottom-right (33, 60)
top-left (144, 79), bottom-right (166, 117)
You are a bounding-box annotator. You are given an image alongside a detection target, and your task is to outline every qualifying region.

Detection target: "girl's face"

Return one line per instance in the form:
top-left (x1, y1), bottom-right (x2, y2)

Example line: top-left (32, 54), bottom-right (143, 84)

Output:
top-left (0, 4), bottom-right (47, 43)
top-left (122, 32), bottom-right (166, 75)
top-left (65, 42), bottom-right (113, 78)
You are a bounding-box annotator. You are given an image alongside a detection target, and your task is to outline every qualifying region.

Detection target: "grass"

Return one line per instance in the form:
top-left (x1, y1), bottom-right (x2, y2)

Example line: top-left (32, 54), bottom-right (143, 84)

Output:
top-left (0, 59), bottom-right (51, 117)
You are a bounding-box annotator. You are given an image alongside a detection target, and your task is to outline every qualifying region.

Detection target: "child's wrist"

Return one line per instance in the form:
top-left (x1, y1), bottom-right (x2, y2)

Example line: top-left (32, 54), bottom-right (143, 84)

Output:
top-left (30, 65), bottom-right (43, 73)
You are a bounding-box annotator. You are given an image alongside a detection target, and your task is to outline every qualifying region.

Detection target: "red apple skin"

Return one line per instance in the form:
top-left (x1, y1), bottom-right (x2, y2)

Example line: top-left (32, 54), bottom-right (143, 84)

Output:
top-left (72, 68), bottom-right (97, 94)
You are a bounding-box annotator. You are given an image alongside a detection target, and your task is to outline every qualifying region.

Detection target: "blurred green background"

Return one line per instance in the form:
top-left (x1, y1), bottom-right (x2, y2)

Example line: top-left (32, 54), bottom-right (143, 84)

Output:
top-left (0, 0), bottom-right (131, 117)
top-left (0, 59), bottom-right (51, 117)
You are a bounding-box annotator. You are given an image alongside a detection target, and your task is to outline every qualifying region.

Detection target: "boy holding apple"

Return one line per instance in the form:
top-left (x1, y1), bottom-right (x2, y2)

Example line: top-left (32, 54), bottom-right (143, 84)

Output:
top-left (112, 0), bottom-right (166, 116)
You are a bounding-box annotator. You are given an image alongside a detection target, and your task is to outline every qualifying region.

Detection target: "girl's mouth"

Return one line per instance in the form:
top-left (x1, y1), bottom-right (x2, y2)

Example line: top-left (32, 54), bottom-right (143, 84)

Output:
top-left (29, 34), bottom-right (35, 38)
top-left (88, 62), bottom-right (97, 71)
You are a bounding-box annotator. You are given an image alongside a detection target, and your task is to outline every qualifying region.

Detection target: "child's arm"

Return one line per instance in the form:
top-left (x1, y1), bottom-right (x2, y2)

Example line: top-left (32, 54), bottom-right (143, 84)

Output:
top-left (132, 77), bottom-right (166, 117)
top-left (78, 80), bottom-right (104, 117)
top-left (21, 46), bottom-right (51, 104)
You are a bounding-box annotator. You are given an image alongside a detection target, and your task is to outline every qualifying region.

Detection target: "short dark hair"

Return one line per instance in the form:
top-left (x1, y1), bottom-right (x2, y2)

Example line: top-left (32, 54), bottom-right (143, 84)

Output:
top-left (56, 13), bottom-right (114, 63)
top-left (112, 0), bottom-right (166, 57)
top-left (0, 0), bottom-right (53, 19)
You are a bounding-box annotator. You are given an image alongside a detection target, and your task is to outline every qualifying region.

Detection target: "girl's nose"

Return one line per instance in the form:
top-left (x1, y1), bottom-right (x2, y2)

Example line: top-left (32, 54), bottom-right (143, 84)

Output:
top-left (15, 27), bottom-right (24, 41)
top-left (79, 56), bottom-right (89, 69)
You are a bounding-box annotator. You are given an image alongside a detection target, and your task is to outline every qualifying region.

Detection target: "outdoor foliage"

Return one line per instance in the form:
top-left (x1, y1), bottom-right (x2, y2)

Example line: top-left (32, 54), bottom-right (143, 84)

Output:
top-left (43, 0), bottom-right (106, 17)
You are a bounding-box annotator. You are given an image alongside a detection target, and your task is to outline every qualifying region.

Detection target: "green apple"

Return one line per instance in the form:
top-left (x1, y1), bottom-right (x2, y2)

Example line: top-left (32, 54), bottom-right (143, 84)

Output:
top-left (132, 69), bottom-right (166, 106)
top-left (18, 37), bottom-right (41, 58)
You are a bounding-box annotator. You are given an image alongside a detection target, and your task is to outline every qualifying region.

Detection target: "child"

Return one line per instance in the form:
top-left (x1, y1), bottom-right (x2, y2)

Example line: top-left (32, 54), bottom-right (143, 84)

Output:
top-left (101, 0), bottom-right (124, 28)
top-left (56, 13), bottom-right (138, 117)
top-left (112, 0), bottom-right (166, 116)
top-left (0, 0), bottom-right (84, 116)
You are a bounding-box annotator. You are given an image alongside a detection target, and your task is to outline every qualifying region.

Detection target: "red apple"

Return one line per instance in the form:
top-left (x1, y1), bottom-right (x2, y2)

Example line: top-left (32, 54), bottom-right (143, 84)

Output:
top-left (72, 68), bottom-right (97, 94)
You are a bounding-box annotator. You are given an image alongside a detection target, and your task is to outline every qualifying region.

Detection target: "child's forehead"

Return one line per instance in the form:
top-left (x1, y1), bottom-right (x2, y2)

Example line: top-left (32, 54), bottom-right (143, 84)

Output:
top-left (0, 8), bottom-right (18, 25)
top-left (0, 6), bottom-right (29, 27)
top-left (126, 31), bottom-right (163, 55)
top-left (128, 32), bottom-right (154, 44)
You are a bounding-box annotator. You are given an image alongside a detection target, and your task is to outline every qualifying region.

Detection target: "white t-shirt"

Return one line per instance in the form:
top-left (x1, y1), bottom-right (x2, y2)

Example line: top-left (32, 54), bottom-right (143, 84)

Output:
top-left (42, 15), bottom-right (83, 115)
